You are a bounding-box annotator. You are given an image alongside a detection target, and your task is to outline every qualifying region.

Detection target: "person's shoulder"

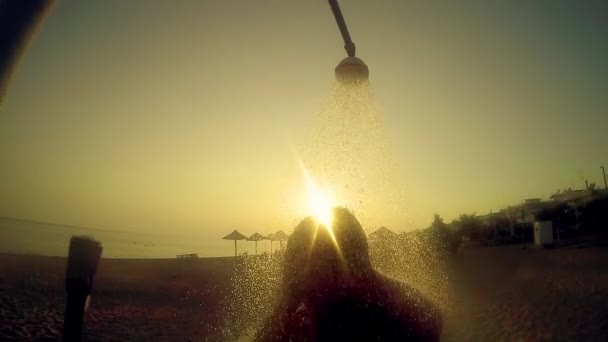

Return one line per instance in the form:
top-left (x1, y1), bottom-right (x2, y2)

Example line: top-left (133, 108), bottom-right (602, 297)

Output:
top-left (376, 273), bottom-right (438, 307)
top-left (254, 303), bottom-right (311, 342)
top-left (373, 273), bottom-right (443, 340)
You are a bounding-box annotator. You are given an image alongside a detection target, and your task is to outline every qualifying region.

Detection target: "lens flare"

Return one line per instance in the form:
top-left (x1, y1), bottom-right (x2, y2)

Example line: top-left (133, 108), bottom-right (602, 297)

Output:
top-left (300, 163), bottom-right (334, 229)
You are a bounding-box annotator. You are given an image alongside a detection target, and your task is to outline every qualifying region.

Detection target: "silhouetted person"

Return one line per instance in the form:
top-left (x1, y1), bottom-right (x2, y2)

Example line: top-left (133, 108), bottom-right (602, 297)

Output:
top-left (257, 208), bottom-right (442, 341)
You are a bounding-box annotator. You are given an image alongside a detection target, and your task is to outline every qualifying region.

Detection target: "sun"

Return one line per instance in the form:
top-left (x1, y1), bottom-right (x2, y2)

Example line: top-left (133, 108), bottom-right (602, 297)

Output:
top-left (298, 162), bottom-right (342, 255)
top-left (309, 181), bottom-right (333, 229)
top-left (299, 163), bottom-right (334, 229)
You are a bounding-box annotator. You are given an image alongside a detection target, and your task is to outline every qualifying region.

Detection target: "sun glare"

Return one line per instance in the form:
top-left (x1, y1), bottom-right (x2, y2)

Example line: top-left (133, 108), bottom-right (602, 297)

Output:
top-left (299, 163), bottom-right (334, 229)
top-left (310, 184), bottom-right (333, 229)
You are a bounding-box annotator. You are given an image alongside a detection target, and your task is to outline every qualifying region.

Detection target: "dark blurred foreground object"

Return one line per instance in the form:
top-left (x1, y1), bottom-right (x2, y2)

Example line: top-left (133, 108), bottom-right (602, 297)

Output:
top-left (63, 236), bottom-right (102, 342)
top-left (257, 208), bottom-right (442, 341)
top-left (0, 0), bottom-right (55, 103)
top-left (328, 0), bottom-right (369, 83)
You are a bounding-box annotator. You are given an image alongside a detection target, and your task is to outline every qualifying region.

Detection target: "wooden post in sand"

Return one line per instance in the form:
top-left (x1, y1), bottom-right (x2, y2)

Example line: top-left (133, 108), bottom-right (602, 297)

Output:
top-left (63, 236), bottom-right (102, 342)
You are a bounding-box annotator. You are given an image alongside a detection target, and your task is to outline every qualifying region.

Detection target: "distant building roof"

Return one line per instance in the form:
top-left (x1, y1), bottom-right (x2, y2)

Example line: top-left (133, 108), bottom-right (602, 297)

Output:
top-left (550, 188), bottom-right (594, 203)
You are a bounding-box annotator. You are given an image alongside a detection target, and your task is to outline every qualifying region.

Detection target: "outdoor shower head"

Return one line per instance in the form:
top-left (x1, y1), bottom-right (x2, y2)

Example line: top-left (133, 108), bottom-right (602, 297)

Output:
top-left (335, 56), bottom-right (369, 83)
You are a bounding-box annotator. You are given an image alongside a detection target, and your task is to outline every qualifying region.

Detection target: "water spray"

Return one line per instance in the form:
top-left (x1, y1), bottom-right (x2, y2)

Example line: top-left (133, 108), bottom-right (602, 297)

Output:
top-left (328, 0), bottom-right (369, 83)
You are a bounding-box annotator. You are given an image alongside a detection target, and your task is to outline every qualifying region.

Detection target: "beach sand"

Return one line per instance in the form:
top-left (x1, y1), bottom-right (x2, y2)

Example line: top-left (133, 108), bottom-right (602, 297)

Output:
top-left (0, 255), bottom-right (236, 341)
top-left (1, 244), bottom-right (608, 341)
top-left (444, 244), bottom-right (608, 341)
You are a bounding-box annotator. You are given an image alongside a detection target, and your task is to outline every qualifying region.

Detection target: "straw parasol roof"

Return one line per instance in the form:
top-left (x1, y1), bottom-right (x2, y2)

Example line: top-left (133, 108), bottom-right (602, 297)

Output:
top-left (272, 231), bottom-right (289, 241)
top-left (267, 230), bottom-right (289, 254)
top-left (223, 230), bottom-right (248, 256)
top-left (247, 233), bottom-right (268, 255)
top-left (368, 226), bottom-right (397, 240)
top-left (223, 230), bottom-right (247, 241)
top-left (271, 231), bottom-right (289, 252)
top-left (247, 233), bottom-right (267, 241)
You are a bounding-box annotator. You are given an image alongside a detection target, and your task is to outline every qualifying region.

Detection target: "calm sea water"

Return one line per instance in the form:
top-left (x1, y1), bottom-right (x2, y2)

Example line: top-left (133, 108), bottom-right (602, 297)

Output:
top-left (0, 217), bottom-right (273, 258)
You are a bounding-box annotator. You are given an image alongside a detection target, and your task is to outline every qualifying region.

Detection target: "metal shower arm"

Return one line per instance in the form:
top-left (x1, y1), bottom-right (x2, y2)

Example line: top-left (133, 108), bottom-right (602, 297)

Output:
top-left (328, 0), bottom-right (356, 57)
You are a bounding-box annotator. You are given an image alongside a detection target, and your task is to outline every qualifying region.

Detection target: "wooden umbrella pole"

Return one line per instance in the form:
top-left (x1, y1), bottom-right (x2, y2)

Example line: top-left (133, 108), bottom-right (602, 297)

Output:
top-left (234, 240), bottom-right (237, 257)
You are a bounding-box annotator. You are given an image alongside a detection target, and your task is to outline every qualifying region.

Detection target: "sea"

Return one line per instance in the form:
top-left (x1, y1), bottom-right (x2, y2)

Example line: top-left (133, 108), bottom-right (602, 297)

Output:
top-left (0, 217), bottom-right (272, 259)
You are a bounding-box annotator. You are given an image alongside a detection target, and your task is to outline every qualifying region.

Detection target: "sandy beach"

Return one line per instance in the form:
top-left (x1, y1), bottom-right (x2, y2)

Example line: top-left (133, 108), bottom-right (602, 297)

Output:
top-left (2, 243), bottom-right (608, 341)
top-left (444, 244), bottom-right (608, 341)
top-left (0, 255), bottom-right (236, 341)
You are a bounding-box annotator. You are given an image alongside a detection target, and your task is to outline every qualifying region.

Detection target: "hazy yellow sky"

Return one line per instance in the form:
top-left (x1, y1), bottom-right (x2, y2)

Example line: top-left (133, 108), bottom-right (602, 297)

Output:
top-left (1, 0), bottom-right (607, 238)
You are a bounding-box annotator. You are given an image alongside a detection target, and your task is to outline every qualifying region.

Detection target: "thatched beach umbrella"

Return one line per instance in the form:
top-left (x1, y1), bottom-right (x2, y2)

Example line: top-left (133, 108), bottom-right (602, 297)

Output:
top-left (247, 233), bottom-right (267, 255)
top-left (368, 226), bottom-right (397, 241)
top-left (273, 230), bottom-right (289, 250)
top-left (223, 230), bottom-right (247, 257)
top-left (267, 231), bottom-right (289, 254)
top-left (267, 232), bottom-right (276, 254)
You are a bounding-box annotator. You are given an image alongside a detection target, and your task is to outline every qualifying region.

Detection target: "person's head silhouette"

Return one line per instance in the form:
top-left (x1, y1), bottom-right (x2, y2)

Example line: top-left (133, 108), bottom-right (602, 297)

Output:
top-left (258, 207), bottom-right (442, 341)
top-left (281, 208), bottom-right (371, 302)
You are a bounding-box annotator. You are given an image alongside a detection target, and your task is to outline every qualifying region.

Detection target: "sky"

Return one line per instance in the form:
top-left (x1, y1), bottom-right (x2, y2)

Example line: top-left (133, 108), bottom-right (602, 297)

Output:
top-left (1, 0), bottom-right (607, 240)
